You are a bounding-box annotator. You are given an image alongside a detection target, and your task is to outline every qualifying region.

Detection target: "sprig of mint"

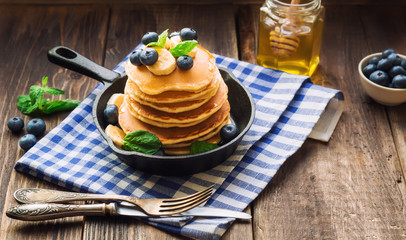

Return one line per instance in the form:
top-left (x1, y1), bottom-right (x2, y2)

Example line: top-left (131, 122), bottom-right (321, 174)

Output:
top-left (169, 40), bottom-right (198, 57)
top-left (146, 29), bottom-right (168, 48)
top-left (122, 130), bottom-right (162, 155)
top-left (190, 141), bottom-right (218, 155)
top-left (145, 29), bottom-right (198, 57)
top-left (17, 76), bottom-right (81, 115)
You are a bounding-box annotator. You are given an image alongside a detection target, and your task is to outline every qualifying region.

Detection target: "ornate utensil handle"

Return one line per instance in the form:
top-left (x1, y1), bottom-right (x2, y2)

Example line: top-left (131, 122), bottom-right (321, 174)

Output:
top-left (6, 203), bottom-right (112, 221)
top-left (14, 188), bottom-right (132, 204)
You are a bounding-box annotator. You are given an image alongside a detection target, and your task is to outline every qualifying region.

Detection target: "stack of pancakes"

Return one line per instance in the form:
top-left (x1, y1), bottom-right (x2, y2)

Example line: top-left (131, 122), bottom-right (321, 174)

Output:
top-left (119, 46), bottom-right (230, 155)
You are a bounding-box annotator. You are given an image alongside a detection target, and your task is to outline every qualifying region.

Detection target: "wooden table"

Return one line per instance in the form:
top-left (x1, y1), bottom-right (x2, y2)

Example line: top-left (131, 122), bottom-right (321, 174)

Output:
top-left (1, 1), bottom-right (406, 239)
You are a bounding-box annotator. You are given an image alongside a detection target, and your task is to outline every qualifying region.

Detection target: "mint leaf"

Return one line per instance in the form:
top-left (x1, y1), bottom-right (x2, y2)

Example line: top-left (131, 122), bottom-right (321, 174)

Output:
top-left (17, 95), bottom-right (33, 114)
top-left (44, 86), bottom-right (65, 95)
top-left (42, 99), bottom-right (81, 114)
top-left (42, 76), bottom-right (48, 86)
top-left (41, 76), bottom-right (65, 95)
top-left (147, 29), bottom-right (168, 48)
top-left (122, 130), bottom-right (162, 155)
top-left (190, 141), bottom-right (218, 155)
top-left (29, 85), bottom-right (44, 104)
top-left (17, 76), bottom-right (81, 115)
top-left (169, 40), bottom-right (198, 57)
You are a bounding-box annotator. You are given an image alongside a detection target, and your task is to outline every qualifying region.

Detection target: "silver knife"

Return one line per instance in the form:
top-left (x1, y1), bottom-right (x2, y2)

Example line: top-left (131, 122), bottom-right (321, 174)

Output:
top-left (6, 202), bottom-right (251, 221)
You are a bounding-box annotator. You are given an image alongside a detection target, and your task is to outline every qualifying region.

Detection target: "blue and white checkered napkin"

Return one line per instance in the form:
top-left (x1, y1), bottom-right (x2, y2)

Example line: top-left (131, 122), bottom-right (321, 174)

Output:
top-left (15, 46), bottom-right (343, 239)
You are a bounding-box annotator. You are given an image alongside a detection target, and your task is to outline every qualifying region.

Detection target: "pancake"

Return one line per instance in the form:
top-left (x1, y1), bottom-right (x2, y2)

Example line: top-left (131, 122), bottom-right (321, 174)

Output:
top-left (126, 99), bottom-right (210, 128)
top-left (163, 131), bottom-right (222, 155)
top-left (125, 46), bottom-right (216, 95)
top-left (126, 80), bottom-right (228, 125)
top-left (163, 118), bottom-right (227, 148)
top-left (119, 100), bottom-right (230, 145)
top-left (125, 80), bottom-right (218, 113)
top-left (125, 68), bottom-right (221, 104)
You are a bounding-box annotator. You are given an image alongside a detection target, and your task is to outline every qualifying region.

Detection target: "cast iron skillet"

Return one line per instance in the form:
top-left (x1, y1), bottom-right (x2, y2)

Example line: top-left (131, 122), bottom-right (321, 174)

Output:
top-left (47, 46), bottom-right (255, 176)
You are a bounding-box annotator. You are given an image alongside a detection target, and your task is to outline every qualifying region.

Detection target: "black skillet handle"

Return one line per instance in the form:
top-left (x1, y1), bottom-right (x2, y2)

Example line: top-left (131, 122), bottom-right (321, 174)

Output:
top-left (47, 46), bottom-right (121, 84)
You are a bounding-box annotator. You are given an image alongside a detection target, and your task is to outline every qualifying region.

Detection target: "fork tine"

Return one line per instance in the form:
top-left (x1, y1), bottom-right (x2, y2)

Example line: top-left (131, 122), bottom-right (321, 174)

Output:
top-left (161, 185), bottom-right (214, 204)
top-left (158, 191), bottom-right (212, 214)
top-left (161, 186), bottom-right (213, 207)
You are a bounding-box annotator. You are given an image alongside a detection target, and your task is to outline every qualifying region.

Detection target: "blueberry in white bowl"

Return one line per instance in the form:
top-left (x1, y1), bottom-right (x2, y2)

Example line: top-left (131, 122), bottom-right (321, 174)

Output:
top-left (358, 50), bottom-right (406, 106)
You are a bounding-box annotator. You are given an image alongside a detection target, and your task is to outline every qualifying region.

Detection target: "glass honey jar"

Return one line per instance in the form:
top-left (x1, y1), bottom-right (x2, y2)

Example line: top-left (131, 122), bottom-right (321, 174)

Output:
top-left (256, 0), bottom-right (325, 76)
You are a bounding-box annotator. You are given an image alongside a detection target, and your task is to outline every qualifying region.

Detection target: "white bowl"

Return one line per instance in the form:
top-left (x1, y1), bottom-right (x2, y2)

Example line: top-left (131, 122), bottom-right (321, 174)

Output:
top-left (358, 53), bottom-right (406, 106)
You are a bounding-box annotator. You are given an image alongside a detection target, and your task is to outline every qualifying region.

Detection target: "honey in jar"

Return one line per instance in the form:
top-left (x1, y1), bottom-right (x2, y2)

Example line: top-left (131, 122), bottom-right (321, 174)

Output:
top-left (256, 0), bottom-right (325, 77)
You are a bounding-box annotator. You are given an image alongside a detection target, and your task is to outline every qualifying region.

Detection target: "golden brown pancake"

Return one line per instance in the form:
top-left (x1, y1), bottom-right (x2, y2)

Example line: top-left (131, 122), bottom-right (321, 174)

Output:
top-left (126, 80), bottom-right (228, 125)
top-left (163, 132), bottom-right (222, 155)
top-left (125, 83), bottom-right (217, 113)
top-left (163, 118), bottom-right (226, 148)
top-left (125, 46), bottom-right (216, 95)
top-left (125, 99), bottom-right (210, 128)
top-left (125, 68), bottom-right (221, 104)
top-left (119, 100), bottom-right (230, 145)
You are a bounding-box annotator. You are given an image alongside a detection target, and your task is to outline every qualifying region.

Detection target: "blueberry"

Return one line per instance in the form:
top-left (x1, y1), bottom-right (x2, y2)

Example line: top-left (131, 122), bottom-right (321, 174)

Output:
top-left (104, 104), bottom-right (119, 125)
top-left (382, 49), bottom-right (396, 58)
top-left (169, 31), bottom-right (180, 38)
top-left (19, 134), bottom-right (37, 151)
top-left (388, 66), bottom-right (406, 78)
top-left (129, 50), bottom-right (142, 66)
top-left (386, 53), bottom-right (402, 66)
top-left (362, 64), bottom-right (376, 78)
top-left (368, 56), bottom-right (381, 65)
top-left (392, 74), bottom-right (406, 88)
top-left (26, 118), bottom-right (46, 136)
top-left (401, 60), bottom-right (406, 69)
top-left (220, 124), bottom-right (239, 144)
top-left (139, 48), bottom-right (159, 66)
top-left (141, 32), bottom-right (159, 45)
top-left (177, 55), bottom-right (194, 70)
top-left (7, 117), bottom-right (24, 133)
top-left (180, 28), bottom-right (198, 41)
top-left (376, 58), bottom-right (392, 71)
top-left (369, 70), bottom-right (390, 86)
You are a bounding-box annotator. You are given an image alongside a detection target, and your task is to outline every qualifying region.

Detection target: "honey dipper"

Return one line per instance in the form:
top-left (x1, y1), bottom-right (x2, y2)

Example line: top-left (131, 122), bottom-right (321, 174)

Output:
top-left (269, 0), bottom-right (301, 56)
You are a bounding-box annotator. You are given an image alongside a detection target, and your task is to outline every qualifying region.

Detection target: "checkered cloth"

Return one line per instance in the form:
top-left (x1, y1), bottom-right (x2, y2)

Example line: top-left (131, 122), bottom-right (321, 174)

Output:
top-left (15, 46), bottom-right (343, 240)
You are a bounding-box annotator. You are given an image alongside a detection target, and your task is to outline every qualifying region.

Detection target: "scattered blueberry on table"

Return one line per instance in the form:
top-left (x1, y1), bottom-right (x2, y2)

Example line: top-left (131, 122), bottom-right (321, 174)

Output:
top-left (7, 117), bottom-right (24, 133)
top-left (363, 49), bottom-right (406, 88)
top-left (19, 134), bottom-right (37, 151)
top-left (26, 118), bottom-right (46, 136)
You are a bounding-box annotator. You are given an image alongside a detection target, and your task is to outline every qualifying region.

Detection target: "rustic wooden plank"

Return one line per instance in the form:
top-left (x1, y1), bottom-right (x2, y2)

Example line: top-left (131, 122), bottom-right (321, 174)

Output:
top-left (1, 0), bottom-right (406, 5)
top-left (82, 4), bottom-right (251, 240)
top-left (236, 4), bottom-right (260, 64)
top-left (0, 5), bottom-right (109, 240)
top-left (243, 4), bottom-right (406, 239)
top-left (103, 4), bottom-right (239, 71)
top-left (359, 5), bottom-right (406, 188)
top-left (0, 0), bottom-right (261, 5)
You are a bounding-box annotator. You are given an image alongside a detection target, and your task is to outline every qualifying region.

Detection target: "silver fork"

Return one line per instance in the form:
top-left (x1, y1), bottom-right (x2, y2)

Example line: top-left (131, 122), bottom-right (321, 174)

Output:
top-left (13, 186), bottom-right (214, 216)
